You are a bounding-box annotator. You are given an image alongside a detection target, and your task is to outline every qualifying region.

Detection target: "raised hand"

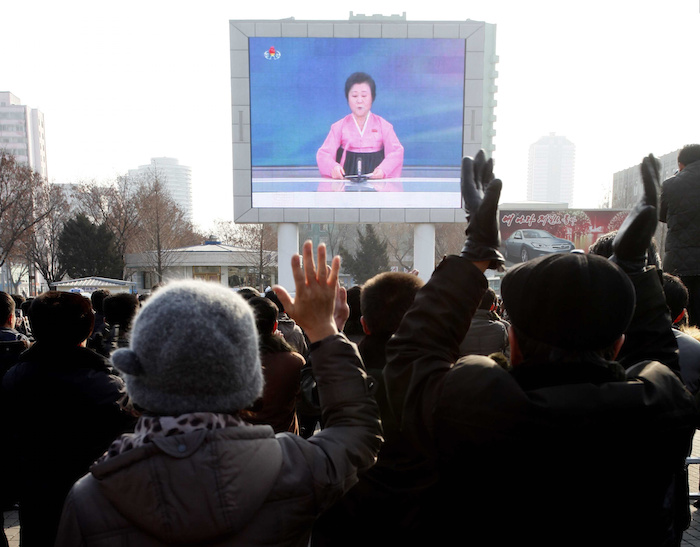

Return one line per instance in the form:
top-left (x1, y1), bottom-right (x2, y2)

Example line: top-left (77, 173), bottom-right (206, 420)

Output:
top-left (273, 241), bottom-right (341, 343)
top-left (333, 285), bottom-right (350, 332)
top-left (611, 154), bottom-right (660, 273)
top-left (459, 150), bottom-right (505, 270)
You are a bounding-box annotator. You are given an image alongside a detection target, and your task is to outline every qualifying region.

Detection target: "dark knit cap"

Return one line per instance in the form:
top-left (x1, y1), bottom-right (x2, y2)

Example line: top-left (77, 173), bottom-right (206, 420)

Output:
top-left (501, 253), bottom-right (635, 350)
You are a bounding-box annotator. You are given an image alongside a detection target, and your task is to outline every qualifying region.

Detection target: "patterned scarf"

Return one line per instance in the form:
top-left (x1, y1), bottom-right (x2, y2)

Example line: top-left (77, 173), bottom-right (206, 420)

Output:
top-left (98, 412), bottom-right (248, 463)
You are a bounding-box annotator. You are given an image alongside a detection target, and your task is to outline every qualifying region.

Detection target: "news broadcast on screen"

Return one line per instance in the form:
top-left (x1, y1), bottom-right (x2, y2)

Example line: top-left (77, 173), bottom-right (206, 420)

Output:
top-left (249, 36), bottom-right (465, 208)
top-left (230, 18), bottom-right (497, 221)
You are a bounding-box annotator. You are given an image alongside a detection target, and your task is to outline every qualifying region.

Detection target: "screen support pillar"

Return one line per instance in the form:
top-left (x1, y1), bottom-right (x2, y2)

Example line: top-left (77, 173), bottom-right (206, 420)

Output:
top-left (277, 223), bottom-right (299, 293)
top-left (413, 224), bottom-right (436, 282)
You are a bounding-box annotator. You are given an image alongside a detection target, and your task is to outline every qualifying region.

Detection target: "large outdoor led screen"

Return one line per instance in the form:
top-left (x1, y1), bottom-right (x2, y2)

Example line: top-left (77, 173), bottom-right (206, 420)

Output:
top-left (250, 37), bottom-right (465, 208)
top-left (231, 18), bottom-right (497, 223)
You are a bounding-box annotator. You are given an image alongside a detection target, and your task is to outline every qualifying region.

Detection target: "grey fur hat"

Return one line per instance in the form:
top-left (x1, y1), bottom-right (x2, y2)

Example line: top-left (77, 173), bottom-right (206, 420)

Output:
top-left (111, 280), bottom-right (262, 415)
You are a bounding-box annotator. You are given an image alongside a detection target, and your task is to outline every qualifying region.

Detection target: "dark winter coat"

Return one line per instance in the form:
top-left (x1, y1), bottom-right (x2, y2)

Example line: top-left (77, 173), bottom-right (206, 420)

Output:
top-left (385, 256), bottom-right (698, 546)
top-left (245, 346), bottom-right (305, 434)
top-left (0, 327), bottom-right (30, 513)
top-left (312, 333), bottom-right (437, 547)
top-left (2, 343), bottom-right (136, 547)
top-left (0, 327), bottom-right (29, 376)
top-left (660, 161), bottom-right (700, 275)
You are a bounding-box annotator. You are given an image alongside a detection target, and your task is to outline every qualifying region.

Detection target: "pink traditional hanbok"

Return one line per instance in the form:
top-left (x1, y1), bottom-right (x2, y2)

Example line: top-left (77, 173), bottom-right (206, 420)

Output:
top-left (317, 113), bottom-right (404, 178)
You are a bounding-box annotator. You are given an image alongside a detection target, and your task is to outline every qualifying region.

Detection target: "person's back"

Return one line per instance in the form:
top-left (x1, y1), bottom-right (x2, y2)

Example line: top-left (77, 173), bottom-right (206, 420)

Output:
top-left (55, 245), bottom-right (381, 547)
top-left (388, 260), bottom-right (694, 544)
top-left (2, 291), bottom-right (135, 547)
top-left (312, 272), bottom-right (433, 547)
top-left (660, 145), bottom-right (700, 274)
top-left (662, 271), bottom-right (700, 395)
top-left (16, 299), bottom-right (33, 339)
top-left (342, 285), bottom-right (364, 344)
top-left (0, 292), bottom-right (29, 376)
top-left (98, 292), bottom-right (140, 357)
top-left (276, 314), bottom-right (308, 355)
top-left (0, 291), bottom-right (30, 547)
top-left (245, 296), bottom-right (305, 434)
top-left (87, 289), bottom-right (110, 346)
top-left (660, 144), bottom-right (700, 324)
top-left (385, 152), bottom-right (698, 545)
top-left (428, 355), bottom-right (692, 544)
top-left (9, 295), bottom-right (32, 340)
top-left (458, 287), bottom-right (509, 358)
top-left (265, 289), bottom-right (308, 357)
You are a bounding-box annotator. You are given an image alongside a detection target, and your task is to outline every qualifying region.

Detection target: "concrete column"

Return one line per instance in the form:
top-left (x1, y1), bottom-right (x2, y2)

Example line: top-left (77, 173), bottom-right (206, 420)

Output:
top-left (277, 223), bottom-right (299, 293)
top-left (220, 265), bottom-right (229, 287)
top-left (413, 224), bottom-right (436, 282)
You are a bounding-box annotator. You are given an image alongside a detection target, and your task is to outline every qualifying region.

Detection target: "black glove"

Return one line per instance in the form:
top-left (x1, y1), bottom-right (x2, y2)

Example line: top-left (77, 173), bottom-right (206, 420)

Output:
top-left (460, 150), bottom-right (505, 270)
top-left (610, 154), bottom-right (660, 273)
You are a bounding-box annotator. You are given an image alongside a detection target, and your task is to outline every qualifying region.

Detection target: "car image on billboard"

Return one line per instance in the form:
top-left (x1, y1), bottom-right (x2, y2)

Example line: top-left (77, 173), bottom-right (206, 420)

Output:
top-left (504, 229), bottom-right (575, 263)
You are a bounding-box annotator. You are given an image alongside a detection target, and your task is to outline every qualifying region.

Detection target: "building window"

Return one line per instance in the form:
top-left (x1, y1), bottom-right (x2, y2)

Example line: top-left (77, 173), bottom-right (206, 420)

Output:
top-left (193, 266), bottom-right (221, 283)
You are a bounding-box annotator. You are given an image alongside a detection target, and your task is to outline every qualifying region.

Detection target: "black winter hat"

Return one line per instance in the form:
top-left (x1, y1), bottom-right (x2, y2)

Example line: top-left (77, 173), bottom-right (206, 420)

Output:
top-left (501, 252), bottom-right (635, 351)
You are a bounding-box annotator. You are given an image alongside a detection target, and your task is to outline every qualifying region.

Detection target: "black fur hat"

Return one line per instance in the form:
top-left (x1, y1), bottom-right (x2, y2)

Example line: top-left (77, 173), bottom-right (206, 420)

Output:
top-left (501, 253), bottom-right (635, 351)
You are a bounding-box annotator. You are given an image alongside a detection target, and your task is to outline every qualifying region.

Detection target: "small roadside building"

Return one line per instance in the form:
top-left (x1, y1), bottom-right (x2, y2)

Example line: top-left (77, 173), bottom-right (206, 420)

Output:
top-left (124, 241), bottom-right (277, 293)
top-left (51, 277), bottom-right (137, 296)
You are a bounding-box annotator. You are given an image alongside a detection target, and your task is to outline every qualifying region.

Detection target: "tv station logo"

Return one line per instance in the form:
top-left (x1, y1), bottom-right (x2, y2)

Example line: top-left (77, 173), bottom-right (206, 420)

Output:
top-left (264, 46), bottom-right (281, 60)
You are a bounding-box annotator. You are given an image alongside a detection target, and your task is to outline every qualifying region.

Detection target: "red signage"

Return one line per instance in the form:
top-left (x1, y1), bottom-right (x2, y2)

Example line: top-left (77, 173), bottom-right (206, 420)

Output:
top-left (500, 209), bottom-right (629, 255)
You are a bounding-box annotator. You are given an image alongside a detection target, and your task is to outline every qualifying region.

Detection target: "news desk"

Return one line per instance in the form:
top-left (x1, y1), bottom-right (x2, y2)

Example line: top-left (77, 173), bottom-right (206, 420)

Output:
top-left (251, 167), bottom-right (461, 208)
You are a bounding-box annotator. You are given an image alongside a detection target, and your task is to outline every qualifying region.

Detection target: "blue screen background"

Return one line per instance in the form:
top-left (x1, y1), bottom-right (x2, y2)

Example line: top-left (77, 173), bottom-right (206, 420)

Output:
top-left (249, 37), bottom-right (466, 168)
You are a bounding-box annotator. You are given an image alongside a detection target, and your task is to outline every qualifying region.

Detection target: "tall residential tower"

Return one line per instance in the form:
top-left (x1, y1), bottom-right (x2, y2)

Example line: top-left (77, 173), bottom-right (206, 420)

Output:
top-left (129, 157), bottom-right (193, 222)
top-left (527, 133), bottom-right (575, 205)
top-left (0, 91), bottom-right (48, 178)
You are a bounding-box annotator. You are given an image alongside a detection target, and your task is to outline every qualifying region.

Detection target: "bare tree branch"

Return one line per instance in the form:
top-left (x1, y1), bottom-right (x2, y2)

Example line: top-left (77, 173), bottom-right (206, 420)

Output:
top-left (130, 170), bottom-right (202, 280)
top-left (0, 151), bottom-right (55, 269)
top-left (378, 223), bottom-right (415, 270)
top-left (72, 174), bottom-right (140, 258)
top-left (214, 220), bottom-right (277, 290)
top-left (23, 182), bottom-right (70, 284)
top-left (434, 223), bottom-right (467, 261)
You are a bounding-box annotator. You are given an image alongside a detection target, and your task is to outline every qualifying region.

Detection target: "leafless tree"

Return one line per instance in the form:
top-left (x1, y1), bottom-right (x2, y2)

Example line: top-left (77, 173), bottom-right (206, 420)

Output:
top-left (0, 151), bottom-right (52, 269)
top-left (324, 223), bottom-right (351, 258)
top-left (214, 220), bottom-right (277, 290)
top-left (4, 248), bottom-right (30, 295)
top-left (130, 172), bottom-right (201, 281)
top-left (377, 223), bottom-right (415, 270)
top-left (434, 223), bottom-right (467, 261)
top-left (72, 174), bottom-right (140, 258)
top-left (23, 182), bottom-right (71, 285)
top-left (212, 219), bottom-right (239, 246)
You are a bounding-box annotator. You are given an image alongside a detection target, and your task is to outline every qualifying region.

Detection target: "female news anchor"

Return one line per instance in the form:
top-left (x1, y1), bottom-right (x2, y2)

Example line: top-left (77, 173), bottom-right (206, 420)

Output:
top-left (316, 72), bottom-right (404, 179)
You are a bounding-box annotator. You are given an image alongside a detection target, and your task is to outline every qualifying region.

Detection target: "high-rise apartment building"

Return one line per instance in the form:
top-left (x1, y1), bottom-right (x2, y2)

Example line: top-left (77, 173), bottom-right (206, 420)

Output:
top-left (129, 157), bottom-right (193, 222)
top-left (527, 133), bottom-right (575, 205)
top-left (0, 91), bottom-right (48, 178)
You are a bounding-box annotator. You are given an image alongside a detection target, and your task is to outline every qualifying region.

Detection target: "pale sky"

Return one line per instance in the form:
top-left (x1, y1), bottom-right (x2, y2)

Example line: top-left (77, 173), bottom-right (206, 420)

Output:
top-left (3, 0), bottom-right (699, 231)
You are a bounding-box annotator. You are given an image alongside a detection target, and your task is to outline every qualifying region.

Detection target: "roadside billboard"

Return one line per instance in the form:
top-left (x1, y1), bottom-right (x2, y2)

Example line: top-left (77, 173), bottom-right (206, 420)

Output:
top-left (500, 209), bottom-right (629, 264)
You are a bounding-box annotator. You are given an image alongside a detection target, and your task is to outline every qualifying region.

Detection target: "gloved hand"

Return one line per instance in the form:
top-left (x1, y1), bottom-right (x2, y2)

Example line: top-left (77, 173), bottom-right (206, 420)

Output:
top-left (611, 154), bottom-right (660, 273)
top-left (460, 150), bottom-right (505, 270)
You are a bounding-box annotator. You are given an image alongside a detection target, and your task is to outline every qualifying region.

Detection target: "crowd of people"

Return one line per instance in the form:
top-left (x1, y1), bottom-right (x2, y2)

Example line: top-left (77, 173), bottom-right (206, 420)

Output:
top-left (1, 146), bottom-right (700, 546)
